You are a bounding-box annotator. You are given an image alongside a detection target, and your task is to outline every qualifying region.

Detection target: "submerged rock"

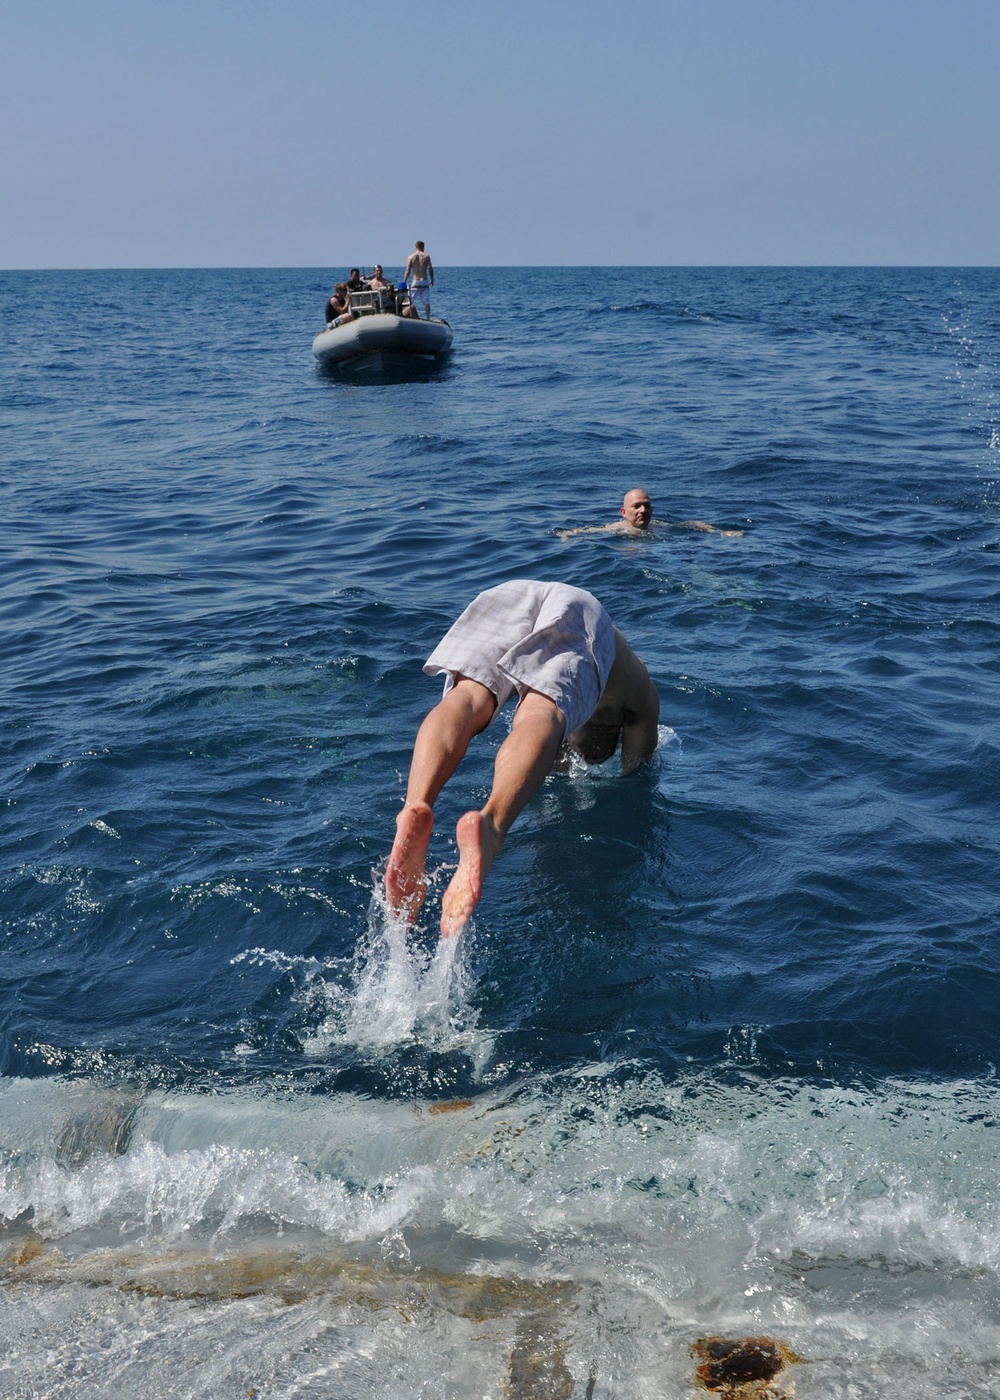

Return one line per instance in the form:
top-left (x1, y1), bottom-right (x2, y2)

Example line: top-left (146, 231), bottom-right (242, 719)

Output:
top-left (691, 1335), bottom-right (804, 1398)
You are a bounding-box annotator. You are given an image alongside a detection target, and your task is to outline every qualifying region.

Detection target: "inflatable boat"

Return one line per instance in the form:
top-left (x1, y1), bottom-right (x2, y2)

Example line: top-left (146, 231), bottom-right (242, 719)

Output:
top-left (312, 288), bottom-right (452, 372)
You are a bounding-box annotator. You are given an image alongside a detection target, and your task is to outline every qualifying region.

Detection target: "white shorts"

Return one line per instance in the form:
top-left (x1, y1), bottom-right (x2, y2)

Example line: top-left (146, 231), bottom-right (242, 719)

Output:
top-left (409, 280), bottom-right (430, 308)
top-left (423, 580), bottom-right (616, 735)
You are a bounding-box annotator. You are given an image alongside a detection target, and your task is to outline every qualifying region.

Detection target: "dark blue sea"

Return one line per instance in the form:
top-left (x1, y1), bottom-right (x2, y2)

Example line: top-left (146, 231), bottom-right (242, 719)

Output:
top-left (1, 266), bottom-right (998, 1398)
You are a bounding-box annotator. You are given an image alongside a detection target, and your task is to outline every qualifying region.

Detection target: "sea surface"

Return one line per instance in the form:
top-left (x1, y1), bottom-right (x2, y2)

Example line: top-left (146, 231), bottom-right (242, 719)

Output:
top-left (1, 265), bottom-right (998, 1398)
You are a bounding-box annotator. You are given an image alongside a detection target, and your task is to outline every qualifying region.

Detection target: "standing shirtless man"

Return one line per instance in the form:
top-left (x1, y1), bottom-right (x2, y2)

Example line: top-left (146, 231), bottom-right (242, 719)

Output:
top-left (403, 240), bottom-right (435, 319)
top-left (384, 580), bottom-right (660, 937)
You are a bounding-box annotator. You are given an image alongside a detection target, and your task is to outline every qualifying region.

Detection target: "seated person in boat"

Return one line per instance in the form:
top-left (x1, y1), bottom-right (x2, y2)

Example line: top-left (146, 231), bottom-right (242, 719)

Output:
top-left (397, 284), bottom-right (422, 319)
top-left (368, 265), bottom-right (394, 311)
top-left (324, 283), bottom-right (355, 327)
top-left (346, 268), bottom-right (367, 293)
top-left (557, 488), bottom-right (744, 539)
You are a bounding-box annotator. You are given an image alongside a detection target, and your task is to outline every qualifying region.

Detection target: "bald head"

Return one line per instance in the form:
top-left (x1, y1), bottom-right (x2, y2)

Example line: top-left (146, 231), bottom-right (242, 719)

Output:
top-left (620, 490), bottom-right (653, 530)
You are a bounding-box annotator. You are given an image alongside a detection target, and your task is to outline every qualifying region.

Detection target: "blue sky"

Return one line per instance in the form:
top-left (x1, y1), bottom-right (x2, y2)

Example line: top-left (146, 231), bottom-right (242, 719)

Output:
top-left (3, 0), bottom-right (998, 267)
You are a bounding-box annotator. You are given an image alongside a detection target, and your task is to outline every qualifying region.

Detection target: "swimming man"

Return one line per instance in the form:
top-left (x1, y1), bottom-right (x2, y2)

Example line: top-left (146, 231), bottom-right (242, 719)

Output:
top-left (385, 580), bottom-right (660, 936)
top-left (557, 488), bottom-right (743, 538)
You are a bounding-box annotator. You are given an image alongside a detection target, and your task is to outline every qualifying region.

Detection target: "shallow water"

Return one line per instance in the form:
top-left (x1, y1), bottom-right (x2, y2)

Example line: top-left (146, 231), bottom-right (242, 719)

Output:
top-left (1, 265), bottom-right (999, 1396)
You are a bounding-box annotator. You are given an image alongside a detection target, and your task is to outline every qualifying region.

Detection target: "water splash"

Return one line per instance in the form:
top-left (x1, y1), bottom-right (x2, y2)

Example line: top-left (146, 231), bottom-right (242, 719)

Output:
top-left (301, 891), bottom-right (481, 1057)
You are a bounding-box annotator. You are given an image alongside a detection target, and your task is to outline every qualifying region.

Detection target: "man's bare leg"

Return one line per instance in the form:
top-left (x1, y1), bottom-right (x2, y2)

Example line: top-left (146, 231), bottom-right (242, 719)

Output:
top-left (383, 679), bottom-right (496, 922)
top-left (440, 693), bottom-right (565, 936)
top-left (384, 801), bottom-right (434, 922)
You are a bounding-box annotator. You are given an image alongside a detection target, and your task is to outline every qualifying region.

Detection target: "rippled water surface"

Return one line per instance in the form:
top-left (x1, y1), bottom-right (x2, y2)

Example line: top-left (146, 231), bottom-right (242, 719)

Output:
top-left (1, 266), bottom-right (999, 1397)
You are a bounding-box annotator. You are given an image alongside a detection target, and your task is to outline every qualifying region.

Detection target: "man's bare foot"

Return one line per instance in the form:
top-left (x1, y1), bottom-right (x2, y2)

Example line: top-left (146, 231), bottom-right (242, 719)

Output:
top-left (385, 801), bottom-right (433, 922)
top-left (440, 811), bottom-right (501, 937)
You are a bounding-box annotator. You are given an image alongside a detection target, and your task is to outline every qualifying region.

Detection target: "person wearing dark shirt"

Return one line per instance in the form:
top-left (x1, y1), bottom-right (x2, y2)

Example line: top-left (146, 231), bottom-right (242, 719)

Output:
top-left (324, 283), bottom-right (352, 327)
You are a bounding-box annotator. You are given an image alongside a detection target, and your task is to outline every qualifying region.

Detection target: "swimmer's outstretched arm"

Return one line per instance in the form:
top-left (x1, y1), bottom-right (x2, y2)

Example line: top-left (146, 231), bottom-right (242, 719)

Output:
top-left (667, 518), bottom-right (744, 536)
top-left (555, 523), bottom-right (625, 540)
top-left (558, 520), bottom-right (743, 539)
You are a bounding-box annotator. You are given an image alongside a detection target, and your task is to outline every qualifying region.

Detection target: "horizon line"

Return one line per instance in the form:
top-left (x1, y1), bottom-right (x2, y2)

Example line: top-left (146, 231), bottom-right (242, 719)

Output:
top-left (3, 262), bottom-right (999, 274)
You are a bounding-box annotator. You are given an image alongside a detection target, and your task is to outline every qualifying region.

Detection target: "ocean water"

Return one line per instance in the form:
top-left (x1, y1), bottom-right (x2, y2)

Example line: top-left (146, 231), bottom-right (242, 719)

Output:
top-left (0, 264), bottom-right (998, 1398)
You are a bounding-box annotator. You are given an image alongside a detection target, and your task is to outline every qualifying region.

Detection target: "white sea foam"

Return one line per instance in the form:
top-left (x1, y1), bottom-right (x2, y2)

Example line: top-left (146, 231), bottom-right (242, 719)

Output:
top-left (1, 1069), bottom-right (998, 1396)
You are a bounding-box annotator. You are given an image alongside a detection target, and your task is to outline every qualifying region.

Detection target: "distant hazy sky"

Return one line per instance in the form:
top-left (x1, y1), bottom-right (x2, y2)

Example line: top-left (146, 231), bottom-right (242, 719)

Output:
top-left (3, 0), bottom-right (997, 267)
